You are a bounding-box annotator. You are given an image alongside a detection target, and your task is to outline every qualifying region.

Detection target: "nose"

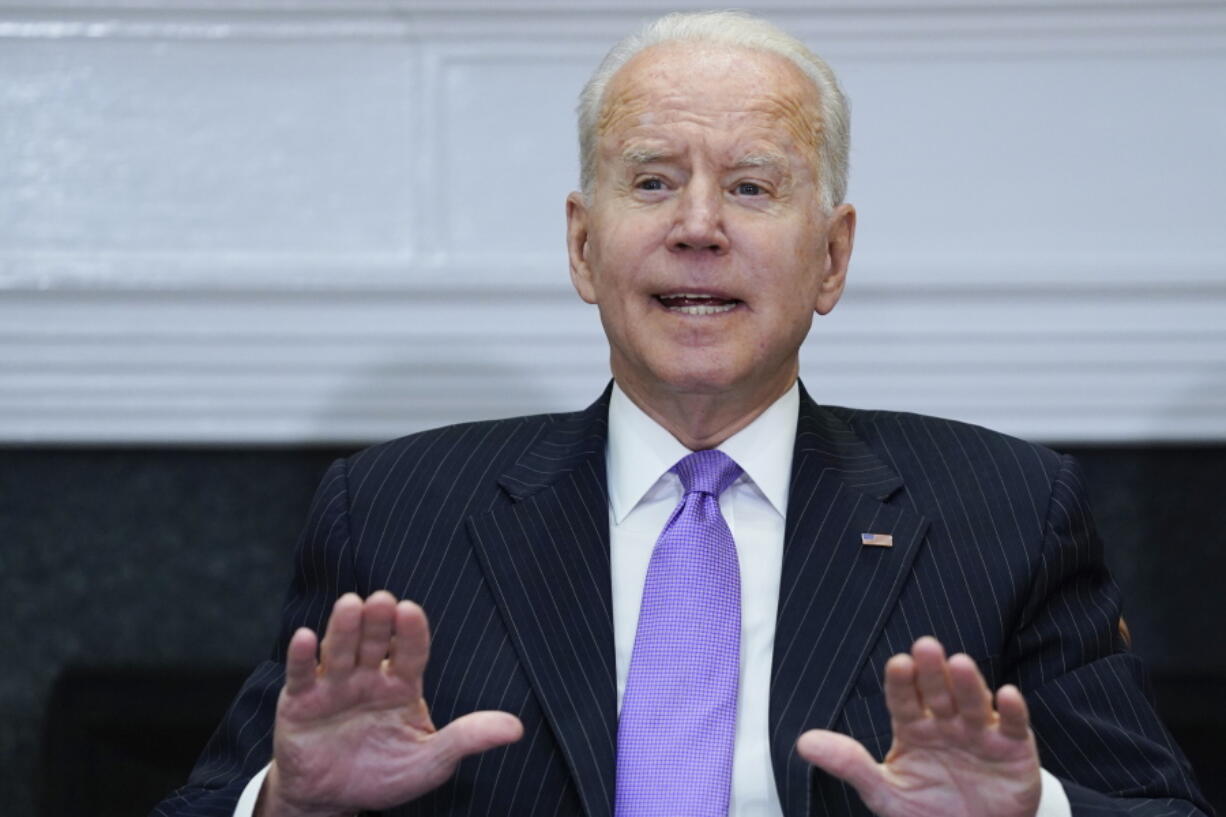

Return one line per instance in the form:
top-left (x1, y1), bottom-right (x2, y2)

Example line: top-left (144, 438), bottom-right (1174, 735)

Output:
top-left (666, 178), bottom-right (729, 255)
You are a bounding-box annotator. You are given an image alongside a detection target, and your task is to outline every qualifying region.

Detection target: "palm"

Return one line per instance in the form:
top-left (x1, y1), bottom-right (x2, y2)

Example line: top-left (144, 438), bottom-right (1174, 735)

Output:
top-left (799, 638), bottom-right (1041, 817)
top-left (866, 705), bottom-right (1040, 817)
top-left (273, 660), bottom-right (441, 811)
top-left (263, 593), bottom-right (522, 817)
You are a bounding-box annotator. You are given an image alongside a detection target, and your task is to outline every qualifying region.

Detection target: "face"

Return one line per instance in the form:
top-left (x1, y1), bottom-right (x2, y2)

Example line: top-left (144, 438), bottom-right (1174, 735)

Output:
top-left (567, 42), bottom-right (855, 405)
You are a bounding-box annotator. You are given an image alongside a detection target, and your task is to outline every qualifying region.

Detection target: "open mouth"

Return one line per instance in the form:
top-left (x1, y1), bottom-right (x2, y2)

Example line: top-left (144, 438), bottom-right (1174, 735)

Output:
top-left (654, 293), bottom-right (743, 315)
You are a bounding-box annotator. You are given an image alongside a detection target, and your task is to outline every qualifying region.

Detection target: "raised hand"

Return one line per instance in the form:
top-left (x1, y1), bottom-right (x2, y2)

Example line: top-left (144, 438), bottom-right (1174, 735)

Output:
top-left (257, 592), bottom-right (523, 817)
top-left (797, 637), bottom-right (1041, 817)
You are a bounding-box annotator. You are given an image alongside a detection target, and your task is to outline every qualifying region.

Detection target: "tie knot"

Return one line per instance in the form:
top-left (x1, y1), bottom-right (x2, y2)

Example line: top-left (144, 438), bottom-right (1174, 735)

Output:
top-left (670, 449), bottom-right (743, 498)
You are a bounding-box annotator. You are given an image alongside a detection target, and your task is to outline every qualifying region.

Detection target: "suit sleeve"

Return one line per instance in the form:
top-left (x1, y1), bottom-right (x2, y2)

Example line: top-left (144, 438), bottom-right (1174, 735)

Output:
top-left (1007, 454), bottom-right (1214, 817)
top-left (149, 458), bottom-right (357, 817)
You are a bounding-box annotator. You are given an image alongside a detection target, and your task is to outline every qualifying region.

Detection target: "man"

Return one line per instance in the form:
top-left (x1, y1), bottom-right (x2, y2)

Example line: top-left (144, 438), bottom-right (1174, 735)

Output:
top-left (153, 11), bottom-right (1209, 817)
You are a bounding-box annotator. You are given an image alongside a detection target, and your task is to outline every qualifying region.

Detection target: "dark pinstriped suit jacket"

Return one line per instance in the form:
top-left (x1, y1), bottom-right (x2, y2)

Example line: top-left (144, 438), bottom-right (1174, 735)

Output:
top-left (155, 383), bottom-right (1211, 817)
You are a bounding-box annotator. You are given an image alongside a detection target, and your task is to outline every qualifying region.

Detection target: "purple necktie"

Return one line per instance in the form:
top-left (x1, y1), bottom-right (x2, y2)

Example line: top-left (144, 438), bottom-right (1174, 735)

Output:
top-left (616, 449), bottom-right (743, 817)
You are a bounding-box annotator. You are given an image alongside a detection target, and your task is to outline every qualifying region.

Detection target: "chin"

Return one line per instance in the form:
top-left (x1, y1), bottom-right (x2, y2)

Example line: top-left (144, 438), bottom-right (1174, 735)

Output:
top-left (613, 343), bottom-right (763, 397)
top-left (650, 360), bottom-right (751, 396)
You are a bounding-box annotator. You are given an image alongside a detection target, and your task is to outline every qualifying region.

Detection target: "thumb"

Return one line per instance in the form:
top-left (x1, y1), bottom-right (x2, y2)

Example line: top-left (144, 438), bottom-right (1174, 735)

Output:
top-left (797, 729), bottom-right (884, 795)
top-left (432, 710), bottom-right (524, 765)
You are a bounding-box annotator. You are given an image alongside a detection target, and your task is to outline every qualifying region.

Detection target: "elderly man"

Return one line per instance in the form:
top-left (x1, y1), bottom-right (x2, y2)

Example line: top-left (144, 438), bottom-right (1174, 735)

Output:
top-left (153, 11), bottom-right (1208, 817)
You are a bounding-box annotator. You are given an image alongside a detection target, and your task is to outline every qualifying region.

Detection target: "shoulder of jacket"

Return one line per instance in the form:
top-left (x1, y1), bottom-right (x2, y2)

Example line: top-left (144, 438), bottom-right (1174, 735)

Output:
top-left (338, 409), bottom-right (575, 479)
top-left (821, 404), bottom-right (1066, 477)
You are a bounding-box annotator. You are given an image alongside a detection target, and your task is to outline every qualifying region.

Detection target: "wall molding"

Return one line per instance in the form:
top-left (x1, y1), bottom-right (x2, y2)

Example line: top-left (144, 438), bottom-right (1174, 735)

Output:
top-left (1, 3), bottom-right (1224, 58)
top-left (3, 252), bottom-right (1223, 293)
top-left (5, 287), bottom-right (1224, 444)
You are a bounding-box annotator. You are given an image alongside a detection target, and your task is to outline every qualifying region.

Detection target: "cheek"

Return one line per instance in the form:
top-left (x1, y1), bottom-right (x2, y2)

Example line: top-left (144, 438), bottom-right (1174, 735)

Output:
top-left (741, 241), bottom-right (817, 303)
top-left (592, 224), bottom-right (655, 290)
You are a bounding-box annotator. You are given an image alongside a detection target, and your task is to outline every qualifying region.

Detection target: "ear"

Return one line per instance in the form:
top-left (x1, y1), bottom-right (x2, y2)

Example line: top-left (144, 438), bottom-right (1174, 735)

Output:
top-left (566, 191), bottom-right (598, 304)
top-left (815, 203), bottom-right (856, 316)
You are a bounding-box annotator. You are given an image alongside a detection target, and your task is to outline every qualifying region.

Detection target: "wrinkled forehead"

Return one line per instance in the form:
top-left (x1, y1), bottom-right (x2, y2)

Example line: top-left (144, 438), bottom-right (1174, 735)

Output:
top-left (595, 42), bottom-right (823, 159)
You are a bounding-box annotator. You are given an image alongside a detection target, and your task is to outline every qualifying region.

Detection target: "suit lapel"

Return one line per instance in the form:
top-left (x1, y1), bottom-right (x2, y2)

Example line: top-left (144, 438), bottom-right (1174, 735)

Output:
top-left (770, 388), bottom-right (930, 816)
top-left (467, 387), bottom-right (617, 817)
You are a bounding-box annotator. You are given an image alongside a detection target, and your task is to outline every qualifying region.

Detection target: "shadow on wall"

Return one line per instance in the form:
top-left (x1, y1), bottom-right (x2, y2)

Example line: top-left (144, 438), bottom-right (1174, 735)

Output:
top-left (307, 347), bottom-right (604, 443)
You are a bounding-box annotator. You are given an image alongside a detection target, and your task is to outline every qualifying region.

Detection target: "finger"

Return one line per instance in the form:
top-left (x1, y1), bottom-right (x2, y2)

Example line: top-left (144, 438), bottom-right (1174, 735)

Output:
top-left (388, 600), bottom-right (431, 684)
top-left (995, 684), bottom-right (1032, 741)
top-left (319, 593), bottom-right (362, 677)
top-left (948, 653), bottom-right (993, 730)
top-left (883, 653), bottom-right (924, 726)
top-left (431, 711), bottom-right (524, 766)
top-left (912, 636), bottom-right (956, 718)
top-left (796, 730), bottom-right (885, 798)
top-left (284, 627), bottom-right (319, 696)
top-left (356, 591), bottom-right (398, 669)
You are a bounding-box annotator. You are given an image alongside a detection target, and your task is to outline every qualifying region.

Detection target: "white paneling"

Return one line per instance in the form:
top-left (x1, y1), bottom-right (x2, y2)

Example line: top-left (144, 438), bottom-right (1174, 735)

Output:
top-left (844, 55), bottom-right (1226, 289)
top-left (0, 33), bottom-right (420, 283)
top-left (424, 44), bottom-right (588, 270)
top-left (1, 1), bottom-right (1224, 444)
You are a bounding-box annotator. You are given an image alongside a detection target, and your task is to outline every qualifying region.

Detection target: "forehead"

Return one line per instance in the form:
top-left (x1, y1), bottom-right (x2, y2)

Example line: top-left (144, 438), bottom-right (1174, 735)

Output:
top-left (596, 42), bottom-right (822, 158)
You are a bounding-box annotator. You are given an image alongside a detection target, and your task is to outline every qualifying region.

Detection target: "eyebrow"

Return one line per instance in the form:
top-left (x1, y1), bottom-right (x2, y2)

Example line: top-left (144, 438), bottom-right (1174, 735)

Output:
top-left (620, 146), bottom-right (673, 166)
top-left (617, 147), bottom-right (790, 172)
top-left (732, 152), bottom-right (788, 172)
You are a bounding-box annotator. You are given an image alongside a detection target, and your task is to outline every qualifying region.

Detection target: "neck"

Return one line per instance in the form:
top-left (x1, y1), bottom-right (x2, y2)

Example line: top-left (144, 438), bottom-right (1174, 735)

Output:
top-left (614, 367), bottom-right (798, 451)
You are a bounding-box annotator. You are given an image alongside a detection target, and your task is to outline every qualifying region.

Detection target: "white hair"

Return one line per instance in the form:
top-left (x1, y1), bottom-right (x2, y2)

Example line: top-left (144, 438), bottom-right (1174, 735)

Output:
top-left (577, 10), bottom-right (850, 210)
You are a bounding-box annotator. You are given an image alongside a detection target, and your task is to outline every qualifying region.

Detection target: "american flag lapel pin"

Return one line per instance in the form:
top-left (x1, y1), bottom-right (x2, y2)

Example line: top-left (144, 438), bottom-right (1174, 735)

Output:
top-left (861, 532), bottom-right (893, 547)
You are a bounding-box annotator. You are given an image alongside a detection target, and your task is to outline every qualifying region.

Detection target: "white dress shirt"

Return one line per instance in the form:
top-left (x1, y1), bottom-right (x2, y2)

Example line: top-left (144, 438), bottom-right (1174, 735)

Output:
top-left (607, 381), bottom-right (794, 815)
top-left (234, 382), bottom-right (1070, 817)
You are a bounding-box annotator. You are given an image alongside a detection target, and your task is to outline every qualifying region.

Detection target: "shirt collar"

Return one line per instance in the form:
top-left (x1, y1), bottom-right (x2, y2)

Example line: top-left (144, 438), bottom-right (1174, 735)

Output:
top-left (606, 381), bottom-right (798, 524)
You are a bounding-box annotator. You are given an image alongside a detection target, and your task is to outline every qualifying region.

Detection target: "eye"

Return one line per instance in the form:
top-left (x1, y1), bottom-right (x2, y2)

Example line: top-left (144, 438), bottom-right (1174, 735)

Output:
top-left (636, 177), bottom-right (665, 191)
top-left (734, 181), bottom-right (764, 196)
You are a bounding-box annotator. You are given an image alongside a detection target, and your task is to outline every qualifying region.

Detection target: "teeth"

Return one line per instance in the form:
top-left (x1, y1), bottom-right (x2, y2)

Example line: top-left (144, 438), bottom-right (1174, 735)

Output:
top-left (656, 293), bottom-right (740, 315)
top-left (671, 303), bottom-right (738, 315)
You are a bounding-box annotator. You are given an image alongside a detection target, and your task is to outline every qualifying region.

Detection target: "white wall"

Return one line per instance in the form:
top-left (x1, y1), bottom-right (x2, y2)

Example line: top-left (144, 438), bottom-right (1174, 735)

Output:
top-left (3, 0), bottom-right (1224, 444)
